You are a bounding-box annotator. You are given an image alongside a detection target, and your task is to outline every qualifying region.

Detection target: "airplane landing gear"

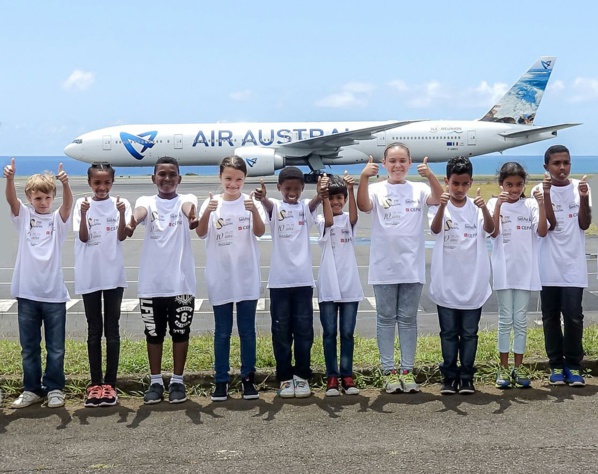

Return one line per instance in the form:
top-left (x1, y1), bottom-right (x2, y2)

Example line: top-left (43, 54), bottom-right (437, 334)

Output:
top-left (304, 171), bottom-right (323, 184)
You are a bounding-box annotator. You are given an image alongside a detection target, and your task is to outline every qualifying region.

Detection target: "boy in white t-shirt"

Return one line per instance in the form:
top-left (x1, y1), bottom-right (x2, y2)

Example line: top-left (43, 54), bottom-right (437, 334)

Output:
top-left (531, 145), bottom-right (591, 387)
top-left (428, 156), bottom-right (494, 395)
top-left (254, 166), bottom-right (322, 398)
top-left (4, 158), bottom-right (72, 409)
top-left (125, 156), bottom-right (199, 405)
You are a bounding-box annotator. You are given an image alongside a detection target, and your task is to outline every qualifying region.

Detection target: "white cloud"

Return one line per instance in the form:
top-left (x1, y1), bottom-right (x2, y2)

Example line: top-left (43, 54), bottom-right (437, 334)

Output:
top-left (548, 79), bottom-right (565, 93)
top-left (387, 80), bottom-right (408, 92)
top-left (229, 90), bottom-right (254, 101)
top-left (569, 77), bottom-right (598, 103)
top-left (315, 82), bottom-right (375, 108)
top-left (62, 69), bottom-right (95, 91)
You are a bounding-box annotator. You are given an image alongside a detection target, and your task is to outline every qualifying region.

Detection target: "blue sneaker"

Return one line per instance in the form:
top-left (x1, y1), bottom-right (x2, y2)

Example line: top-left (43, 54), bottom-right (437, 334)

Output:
top-left (511, 366), bottom-right (531, 389)
top-left (563, 367), bottom-right (585, 387)
top-left (549, 368), bottom-right (566, 386)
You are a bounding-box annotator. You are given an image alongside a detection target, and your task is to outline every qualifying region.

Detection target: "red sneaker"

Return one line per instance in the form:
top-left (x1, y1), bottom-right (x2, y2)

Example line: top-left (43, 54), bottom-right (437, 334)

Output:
top-left (100, 384), bottom-right (118, 407)
top-left (84, 385), bottom-right (103, 407)
top-left (325, 376), bottom-right (340, 397)
top-left (341, 376), bottom-right (360, 395)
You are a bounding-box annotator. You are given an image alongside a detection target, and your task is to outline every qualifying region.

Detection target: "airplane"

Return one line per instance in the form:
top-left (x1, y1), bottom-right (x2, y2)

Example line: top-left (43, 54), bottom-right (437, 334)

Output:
top-left (64, 56), bottom-right (579, 182)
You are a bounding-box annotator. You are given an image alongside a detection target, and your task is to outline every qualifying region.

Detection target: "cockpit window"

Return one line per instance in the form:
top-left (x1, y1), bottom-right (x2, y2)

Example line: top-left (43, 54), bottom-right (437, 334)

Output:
top-left (72, 139), bottom-right (82, 144)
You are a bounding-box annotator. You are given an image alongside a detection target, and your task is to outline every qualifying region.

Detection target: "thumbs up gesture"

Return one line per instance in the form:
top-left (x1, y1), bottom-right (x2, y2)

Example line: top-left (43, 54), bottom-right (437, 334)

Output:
top-left (579, 175), bottom-right (589, 197)
top-left (56, 163), bottom-right (68, 184)
top-left (115, 195), bottom-right (126, 215)
top-left (187, 203), bottom-right (199, 229)
top-left (361, 155), bottom-right (379, 178)
top-left (416, 156), bottom-right (431, 178)
top-left (542, 171), bottom-right (552, 192)
top-left (318, 173), bottom-right (329, 200)
top-left (473, 187), bottom-right (486, 209)
top-left (206, 192), bottom-right (218, 213)
top-left (343, 169), bottom-right (355, 191)
top-left (81, 196), bottom-right (90, 214)
top-left (3, 157), bottom-right (15, 180)
top-left (254, 179), bottom-right (267, 201)
top-left (126, 214), bottom-right (137, 233)
top-left (439, 184), bottom-right (450, 206)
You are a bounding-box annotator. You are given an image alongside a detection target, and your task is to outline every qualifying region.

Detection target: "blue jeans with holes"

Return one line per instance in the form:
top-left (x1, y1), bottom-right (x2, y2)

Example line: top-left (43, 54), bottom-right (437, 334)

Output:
top-left (213, 300), bottom-right (257, 383)
top-left (319, 301), bottom-right (359, 377)
top-left (17, 298), bottom-right (66, 394)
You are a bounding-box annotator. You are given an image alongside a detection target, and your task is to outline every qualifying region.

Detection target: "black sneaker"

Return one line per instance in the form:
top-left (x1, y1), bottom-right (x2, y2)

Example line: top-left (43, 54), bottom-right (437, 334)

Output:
top-left (211, 382), bottom-right (229, 402)
top-left (459, 379), bottom-right (476, 395)
top-left (440, 378), bottom-right (459, 395)
top-left (168, 382), bottom-right (187, 404)
top-left (143, 383), bottom-right (165, 405)
top-left (241, 375), bottom-right (259, 400)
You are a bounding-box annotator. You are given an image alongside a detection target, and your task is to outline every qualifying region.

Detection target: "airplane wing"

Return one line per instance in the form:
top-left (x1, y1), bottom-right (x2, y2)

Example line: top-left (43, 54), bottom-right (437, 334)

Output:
top-left (276, 120), bottom-right (424, 157)
top-left (498, 123), bottom-right (582, 139)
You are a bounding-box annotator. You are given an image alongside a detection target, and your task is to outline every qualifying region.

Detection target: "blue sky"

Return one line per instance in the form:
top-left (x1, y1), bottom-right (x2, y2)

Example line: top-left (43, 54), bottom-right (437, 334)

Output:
top-left (1, 1), bottom-right (597, 156)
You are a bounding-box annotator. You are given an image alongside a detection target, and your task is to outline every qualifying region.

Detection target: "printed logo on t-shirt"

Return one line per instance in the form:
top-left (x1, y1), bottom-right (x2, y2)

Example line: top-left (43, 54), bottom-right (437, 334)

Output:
top-left (27, 218), bottom-right (54, 245)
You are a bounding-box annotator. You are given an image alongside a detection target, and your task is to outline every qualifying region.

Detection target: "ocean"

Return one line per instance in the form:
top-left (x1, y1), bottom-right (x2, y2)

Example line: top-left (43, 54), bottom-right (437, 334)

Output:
top-left (2, 155), bottom-right (598, 178)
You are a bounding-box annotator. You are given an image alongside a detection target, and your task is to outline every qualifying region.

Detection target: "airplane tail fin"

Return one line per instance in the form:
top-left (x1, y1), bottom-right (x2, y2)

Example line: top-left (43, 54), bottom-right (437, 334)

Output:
top-left (479, 56), bottom-right (556, 125)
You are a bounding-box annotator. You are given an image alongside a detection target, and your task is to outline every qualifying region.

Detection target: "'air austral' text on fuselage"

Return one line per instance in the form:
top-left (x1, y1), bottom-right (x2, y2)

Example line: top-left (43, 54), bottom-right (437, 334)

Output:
top-left (192, 127), bottom-right (351, 147)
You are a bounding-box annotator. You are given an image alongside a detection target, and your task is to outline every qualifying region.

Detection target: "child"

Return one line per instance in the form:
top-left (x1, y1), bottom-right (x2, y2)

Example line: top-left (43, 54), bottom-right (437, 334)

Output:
top-left (356, 144), bottom-right (442, 394)
top-left (429, 156), bottom-right (494, 395)
top-left (196, 156), bottom-right (266, 401)
top-left (125, 156), bottom-right (199, 404)
top-left (531, 145), bottom-right (591, 387)
top-left (74, 162), bottom-right (131, 407)
top-left (487, 162), bottom-right (547, 389)
top-left (253, 166), bottom-right (322, 398)
top-left (4, 158), bottom-right (72, 409)
top-left (317, 172), bottom-right (364, 396)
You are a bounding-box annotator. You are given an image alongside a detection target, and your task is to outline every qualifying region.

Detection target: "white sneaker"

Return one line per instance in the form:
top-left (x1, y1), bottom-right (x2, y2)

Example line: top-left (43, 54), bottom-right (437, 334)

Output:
top-left (11, 390), bottom-right (43, 409)
top-left (293, 375), bottom-right (311, 398)
top-left (278, 379), bottom-right (295, 398)
top-left (46, 390), bottom-right (66, 408)
top-left (384, 370), bottom-right (403, 394)
top-left (399, 370), bottom-right (420, 393)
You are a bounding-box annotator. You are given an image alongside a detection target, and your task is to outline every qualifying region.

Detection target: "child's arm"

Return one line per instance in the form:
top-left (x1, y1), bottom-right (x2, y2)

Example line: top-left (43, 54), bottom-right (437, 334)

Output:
top-left (344, 171), bottom-right (358, 227)
top-left (182, 201), bottom-right (199, 230)
top-left (308, 174), bottom-right (327, 213)
top-left (196, 193), bottom-right (218, 238)
top-left (578, 175), bottom-right (592, 231)
top-left (4, 158), bottom-right (20, 216)
top-left (417, 157), bottom-right (443, 205)
top-left (357, 156), bottom-right (377, 212)
top-left (473, 187), bottom-right (494, 234)
top-left (321, 175), bottom-right (333, 230)
top-left (125, 205), bottom-right (147, 238)
top-left (533, 188), bottom-right (548, 237)
top-left (78, 197), bottom-right (90, 242)
top-left (542, 172), bottom-right (557, 231)
top-left (254, 180), bottom-right (274, 218)
top-left (56, 163), bottom-right (72, 224)
top-left (116, 196), bottom-right (128, 241)
top-left (490, 189), bottom-right (508, 238)
top-left (245, 192), bottom-right (266, 237)
top-left (430, 188), bottom-right (449, 234)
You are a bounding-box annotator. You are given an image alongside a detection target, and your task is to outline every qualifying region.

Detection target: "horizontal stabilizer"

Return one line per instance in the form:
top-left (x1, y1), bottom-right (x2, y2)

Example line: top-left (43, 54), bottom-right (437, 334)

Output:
top-left (498, 123), bottom-right (581, 139)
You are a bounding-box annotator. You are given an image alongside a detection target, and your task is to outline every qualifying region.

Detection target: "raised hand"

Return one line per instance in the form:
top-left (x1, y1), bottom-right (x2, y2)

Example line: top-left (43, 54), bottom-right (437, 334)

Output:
top-left (206, 192), bottom-right (218, 213)
top-left (116, 195), bottom-right (125, 214)
top-left (473, 187), bottom-right (486, 208)
top-left (318, 173), bottom-right (329, 200)
top-left (81, 196), bottom-right (90, 214)
top-left (416, 156), bottom-right (431, 178)
top-left (3, 157), bottom-right (15, 180)
top-left (245, 191), bottom-right (257, 212)
top-left (254, 179), bottom-right (267, 201)
top-left (361, 155), bottom-right (379, 178)
top-left (496, 185), bottom-right (509, 206)
top-left (126, 214), bottom-right (137, 233)
top-left (56, 163), bottom-right (68, 184)
top-left (542, 171), bottom-right (552, 192)
top-left (439, 185), bottom-right (450, 206)
top-left (187, 203), bottom-right (199, 229)
top-left (343, 169), bottom-right (355, 191)
top-left (579, 175), bottom-right (589, 197)
top-left (532, 188), bottom-right (544, 205)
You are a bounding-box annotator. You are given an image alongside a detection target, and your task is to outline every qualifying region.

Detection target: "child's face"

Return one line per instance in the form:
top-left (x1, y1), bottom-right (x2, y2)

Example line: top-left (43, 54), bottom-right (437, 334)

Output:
top-left (88, 170), bottom-right (114, 201)
top-left (445, 173), bottom-right (472, 204)
top-left (277, 178), bottom-right (304, 204)
top-left (383, 147), bottom-right (412, 184)
top-left (152, 163), bottom-right (181, 198)
top-left (329, 193), bottom-right (347, 215)
top-left (220, 167), bottom-right (245, 200)
top-left (27, 190), bottom-right (54, 214)
top-left (544, 152), bottom-right (571, 186)
top-left (500, 175), bottom-right (525, 203)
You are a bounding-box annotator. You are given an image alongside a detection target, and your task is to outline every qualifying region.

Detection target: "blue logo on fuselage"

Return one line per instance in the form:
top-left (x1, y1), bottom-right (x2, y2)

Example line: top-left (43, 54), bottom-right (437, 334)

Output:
top-left (120, 131), bottom-right (158, 160)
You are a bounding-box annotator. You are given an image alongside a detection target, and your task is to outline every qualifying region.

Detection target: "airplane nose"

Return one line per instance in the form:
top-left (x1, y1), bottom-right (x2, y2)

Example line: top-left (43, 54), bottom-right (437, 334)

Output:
top-left (64, 141), bottom-right (84, 160)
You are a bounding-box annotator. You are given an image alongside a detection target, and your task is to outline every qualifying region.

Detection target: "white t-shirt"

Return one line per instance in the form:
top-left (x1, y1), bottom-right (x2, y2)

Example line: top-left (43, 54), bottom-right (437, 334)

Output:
top-left (135, 194), bottom-right (197, 298)
top-left (487, 197), bottom-right (542, 291)
top-left (199, 193), bottom-right (265, 306)
top-left (11, 201), bottom-right (70, 303)
top-left (366, 180), bottom-right (431, 284)
top-left (428, 199), bottom-right (492, 309)
top-left (316, 212), bottom-right (364, 303)
top-left (531, 180), bottom-right (590, 287)
top-left (73, 196), bottom-right (132, 294)
top-left (267, 198), bottom-right (315, 288)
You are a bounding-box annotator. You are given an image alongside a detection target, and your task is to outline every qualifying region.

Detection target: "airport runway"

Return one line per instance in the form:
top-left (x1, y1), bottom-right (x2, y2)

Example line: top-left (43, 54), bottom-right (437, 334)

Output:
top-left (2, 175), bottom-right (598, 340)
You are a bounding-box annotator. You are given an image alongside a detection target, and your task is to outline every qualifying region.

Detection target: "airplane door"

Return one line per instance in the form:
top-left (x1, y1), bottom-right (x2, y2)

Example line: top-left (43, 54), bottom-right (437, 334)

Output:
top-left (377, 131), bottom-right (386, 146)
top-left (174, 134), bottom-right (183, 149)
top-left (467, 130), bottom-right (476, 146)
top-left (102, 135), bottom-right (111, 150)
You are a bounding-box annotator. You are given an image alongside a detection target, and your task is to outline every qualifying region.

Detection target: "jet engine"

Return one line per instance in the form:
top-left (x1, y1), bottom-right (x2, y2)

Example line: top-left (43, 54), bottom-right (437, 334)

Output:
top-left (233, 147), bottom-right (285, 177)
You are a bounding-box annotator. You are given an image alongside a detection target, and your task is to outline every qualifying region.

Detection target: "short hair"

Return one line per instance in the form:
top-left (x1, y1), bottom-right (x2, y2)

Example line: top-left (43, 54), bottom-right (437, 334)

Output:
top-left (327, 175), bottom-right (348, 199)
top-left (278, 166), bottom-right (304, 184)
top-left (88, 162), bottom-right (115, 180)
top-left (154, 156), bottom-right (180, 174)
top-left (383, 142), bottom-right (411, 160)
top-left (25, 173), bottom-right (56, 198)
top-left (446, 156), bottom-right (473, 179)
top-left (219, 155), bottom-right (247, 176)
top-left (544, 144), bottom-right (570, 165)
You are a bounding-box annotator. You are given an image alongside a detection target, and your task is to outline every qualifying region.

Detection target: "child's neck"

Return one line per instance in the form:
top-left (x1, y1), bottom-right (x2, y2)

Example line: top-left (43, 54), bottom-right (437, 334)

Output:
top-left (158, 192), bottom-right (178, 200)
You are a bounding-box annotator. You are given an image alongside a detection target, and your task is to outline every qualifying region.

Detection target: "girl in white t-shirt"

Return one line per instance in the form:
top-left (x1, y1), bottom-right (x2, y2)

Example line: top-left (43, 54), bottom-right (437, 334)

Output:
top-left (487, 162), bottom-right (547, 389)
top-left (197, 156), bottom-right (266, 402)
top-left (74, 162), bottom-right (131, 408)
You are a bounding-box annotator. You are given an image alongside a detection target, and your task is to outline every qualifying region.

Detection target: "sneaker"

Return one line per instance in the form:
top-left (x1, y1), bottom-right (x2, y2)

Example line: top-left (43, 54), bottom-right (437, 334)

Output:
top-left (211, 382), bottom-right (229, 402)
top-left (241, 374), bottom-right (259, 400)
top-left (341, 376), bottom-right (360, 395)
top-left (400, 370), bottom-right (420, 393)
top-left (84, 385), bottom-right (103, 407)
top-left (293, 375), bottom-right (311, 398)
top-left (384, 370), bottom-right (403, 394)
top-left (459, 379), bottom-right (476, 395)
top-left (440, 378), bottom-right (459, 395)
top-left (168, 382), bottom-right (188, 404)
top-left (549, 368), bottom-right (566, 386)
top-left (143, 383), bottom-right (165, 404)
top-left (495, 368), bottom-right (512, 389)
top-left (11, 390), bottom-right (43, 409)
top-left (564, 367), bottom-right (586, 387)
top-left (100, 384), bottom-right (118, 406)
top-left (325, 376), bottom-right (340, 397)
top-left (47, 389), bottom-right (66, 408)
top-left (278, 380), bottom-right (295, 398)
top-left (511, 367), bottom-right (531, 389)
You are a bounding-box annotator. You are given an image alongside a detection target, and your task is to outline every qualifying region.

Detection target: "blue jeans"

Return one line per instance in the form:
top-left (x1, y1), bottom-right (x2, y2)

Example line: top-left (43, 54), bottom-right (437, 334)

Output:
top-left (213, 300), bottom-right (257, 383)
top-left (319, 301), bottom-right (359, 377)
top-left (437, 305), bottom-right (482, 381)
top-left (496, 289), bottom-right (530, 355)
top-left (270, 286), bottom-right (314, 381)
top-left (540, 286), bottom-right (584, 370)
top-left (17, 298), bottom-right (66, 394)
